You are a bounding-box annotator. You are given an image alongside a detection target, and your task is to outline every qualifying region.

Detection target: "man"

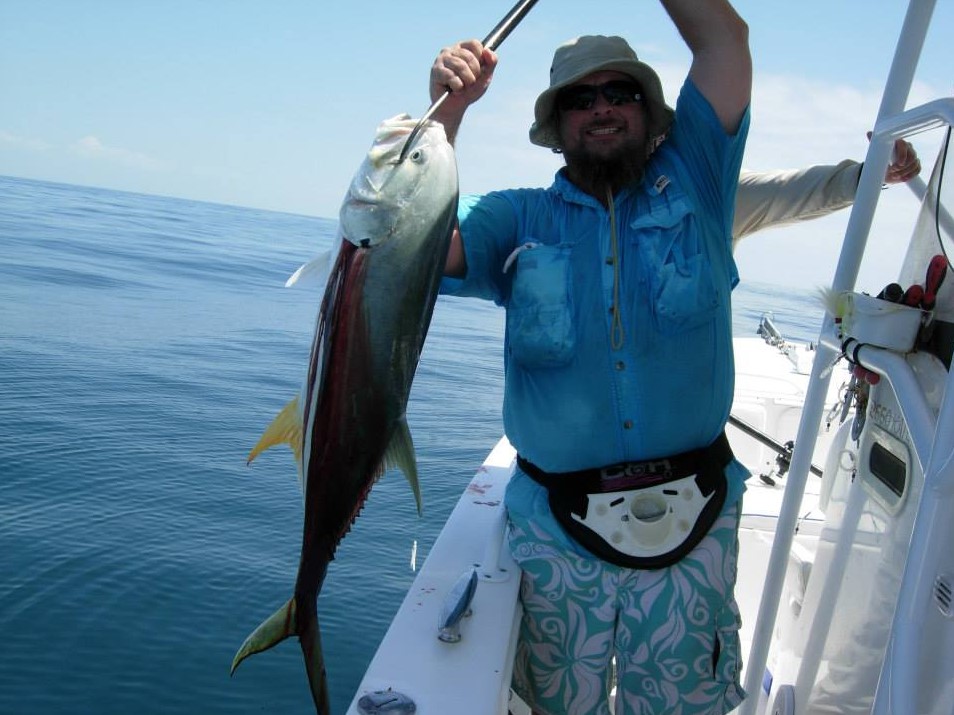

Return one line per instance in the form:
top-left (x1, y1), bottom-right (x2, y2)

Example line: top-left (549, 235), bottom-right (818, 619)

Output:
top-left (431, 3), bottom-right (751, 714)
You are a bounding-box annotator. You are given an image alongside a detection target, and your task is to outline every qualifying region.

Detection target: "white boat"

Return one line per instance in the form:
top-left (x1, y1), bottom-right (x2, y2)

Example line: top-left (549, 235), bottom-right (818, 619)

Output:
top-left (348, 1), bottom-right (954, 713)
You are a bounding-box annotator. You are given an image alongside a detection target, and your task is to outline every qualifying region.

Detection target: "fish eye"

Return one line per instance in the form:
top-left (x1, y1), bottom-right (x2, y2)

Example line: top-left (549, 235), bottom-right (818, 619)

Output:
top-left (409, 148), bottom-right (425, 164)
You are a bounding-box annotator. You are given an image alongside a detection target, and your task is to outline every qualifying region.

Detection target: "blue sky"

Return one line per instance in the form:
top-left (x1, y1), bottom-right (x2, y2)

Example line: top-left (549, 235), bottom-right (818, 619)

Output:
top-left (2, 1), bottom-right (951, 288)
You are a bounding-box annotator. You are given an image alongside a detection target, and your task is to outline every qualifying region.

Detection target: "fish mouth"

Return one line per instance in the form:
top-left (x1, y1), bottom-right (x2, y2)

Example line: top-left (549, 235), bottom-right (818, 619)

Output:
top-left (344, 194), bottom-right (402, 215)
top-left (345, 194), bottom-right (380, 208)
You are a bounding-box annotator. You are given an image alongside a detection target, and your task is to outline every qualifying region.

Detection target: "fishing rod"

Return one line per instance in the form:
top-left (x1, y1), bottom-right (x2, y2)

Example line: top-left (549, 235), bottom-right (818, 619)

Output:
top-left (728, 413), bottom-right (824, 478)
top-left (397, 0), bottom-right (541, 164)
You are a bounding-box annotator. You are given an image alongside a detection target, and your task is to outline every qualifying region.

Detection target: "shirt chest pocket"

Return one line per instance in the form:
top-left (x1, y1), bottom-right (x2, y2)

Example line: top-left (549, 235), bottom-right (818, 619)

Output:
top-left (630, 197), bottom-right (721, 335)
top-left (506, 242), bottom-right (576, 368)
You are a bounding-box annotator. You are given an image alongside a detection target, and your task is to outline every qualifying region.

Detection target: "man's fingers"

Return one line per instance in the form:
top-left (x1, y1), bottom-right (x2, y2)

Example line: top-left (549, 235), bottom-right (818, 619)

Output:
top-left (435, 43), bottom-right (485, 92)
top-left (883, 139), bottom-right (921, 183)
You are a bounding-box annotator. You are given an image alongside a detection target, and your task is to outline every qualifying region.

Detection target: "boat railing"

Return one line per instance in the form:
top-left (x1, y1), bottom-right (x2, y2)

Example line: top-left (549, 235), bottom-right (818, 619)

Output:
top-left (738, 1), bottom-right (950, 713)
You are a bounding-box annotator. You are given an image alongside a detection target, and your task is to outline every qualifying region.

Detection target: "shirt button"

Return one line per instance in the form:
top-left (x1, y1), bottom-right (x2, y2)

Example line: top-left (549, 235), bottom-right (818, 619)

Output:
top-left (623, 420), bottom-right (633, 429)
top-left (609, 305), bottom-right (616, 314)
top-left (615, 361), bottom-right (625, 371)
top-left (605, 256), bottom-right (615, 265)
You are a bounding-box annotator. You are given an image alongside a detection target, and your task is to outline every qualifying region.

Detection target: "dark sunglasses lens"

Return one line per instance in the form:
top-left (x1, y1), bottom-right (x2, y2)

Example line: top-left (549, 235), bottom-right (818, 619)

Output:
top-left (557, 82), bottom-right (641, 111)
top-left (557, 86), bottom-right (598, 112)
top-left (601, 81), bottom-right (641, 105)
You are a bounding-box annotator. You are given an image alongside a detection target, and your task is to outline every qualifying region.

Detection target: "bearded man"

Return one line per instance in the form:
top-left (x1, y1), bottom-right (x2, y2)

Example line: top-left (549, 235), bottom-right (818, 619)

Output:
top-left (432, 4), bottom-right (752, 714)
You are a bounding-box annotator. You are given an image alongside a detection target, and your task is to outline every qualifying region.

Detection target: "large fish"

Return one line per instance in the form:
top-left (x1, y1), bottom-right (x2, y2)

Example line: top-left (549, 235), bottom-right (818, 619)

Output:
top-left (231, 114), bottom-right (458, 713)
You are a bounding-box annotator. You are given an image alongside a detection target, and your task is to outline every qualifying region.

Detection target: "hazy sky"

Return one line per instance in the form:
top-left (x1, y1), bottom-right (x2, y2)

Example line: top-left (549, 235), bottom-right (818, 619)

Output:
top-left (2, 1), bottom-right (951, 289)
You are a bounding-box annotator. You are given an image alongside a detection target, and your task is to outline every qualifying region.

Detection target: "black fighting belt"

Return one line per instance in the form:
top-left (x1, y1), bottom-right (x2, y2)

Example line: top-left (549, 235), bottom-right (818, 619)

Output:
top-left (517, 433), bottom-right (733, 569)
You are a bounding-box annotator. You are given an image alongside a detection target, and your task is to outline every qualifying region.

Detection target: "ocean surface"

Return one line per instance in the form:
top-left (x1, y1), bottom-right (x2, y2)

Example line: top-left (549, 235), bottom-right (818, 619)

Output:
top-left (0, 175), bottom-right (826, 714)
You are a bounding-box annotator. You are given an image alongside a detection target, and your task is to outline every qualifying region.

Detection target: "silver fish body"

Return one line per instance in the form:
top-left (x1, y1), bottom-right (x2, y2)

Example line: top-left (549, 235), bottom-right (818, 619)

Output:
top-left (232, 114), bottom-right (458, 714)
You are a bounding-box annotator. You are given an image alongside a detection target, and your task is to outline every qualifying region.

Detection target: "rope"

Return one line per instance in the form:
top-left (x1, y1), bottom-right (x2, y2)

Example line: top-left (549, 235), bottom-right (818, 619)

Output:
top-left (607, 185), bottom-right (625, 350)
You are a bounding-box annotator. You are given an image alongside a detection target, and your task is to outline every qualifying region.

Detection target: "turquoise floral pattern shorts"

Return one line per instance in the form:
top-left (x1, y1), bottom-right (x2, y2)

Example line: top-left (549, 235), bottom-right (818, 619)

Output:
top-left (507, 472), bottom-right (745, 715)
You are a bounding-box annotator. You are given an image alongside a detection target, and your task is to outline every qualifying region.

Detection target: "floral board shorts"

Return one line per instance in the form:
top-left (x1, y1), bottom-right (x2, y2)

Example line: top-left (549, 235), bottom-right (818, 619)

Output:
top-left (506, 469), bottom-right (746, 715)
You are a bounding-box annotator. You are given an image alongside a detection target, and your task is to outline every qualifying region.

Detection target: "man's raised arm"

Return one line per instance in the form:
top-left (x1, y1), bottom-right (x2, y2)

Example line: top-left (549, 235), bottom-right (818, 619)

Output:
top-left (661, 0), bottom-right (751, 134)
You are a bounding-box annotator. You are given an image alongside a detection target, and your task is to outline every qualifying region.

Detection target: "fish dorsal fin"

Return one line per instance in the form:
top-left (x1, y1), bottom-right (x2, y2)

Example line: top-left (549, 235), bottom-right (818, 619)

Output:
top-left (247, 397), bottom-right (303, 483)
top-left (285, 250), bottom-right (332, 289)
top-left (383, 416), bottom-right (422, 515)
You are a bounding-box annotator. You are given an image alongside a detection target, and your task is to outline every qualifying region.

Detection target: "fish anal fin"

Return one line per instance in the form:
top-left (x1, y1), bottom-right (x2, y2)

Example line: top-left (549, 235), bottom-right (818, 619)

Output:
top-left (230, 597), bottom-right (297, 676)
top-left (247, 397), bottom-right (303, 468)
top-left (383, 416), bottom-right (422, 516)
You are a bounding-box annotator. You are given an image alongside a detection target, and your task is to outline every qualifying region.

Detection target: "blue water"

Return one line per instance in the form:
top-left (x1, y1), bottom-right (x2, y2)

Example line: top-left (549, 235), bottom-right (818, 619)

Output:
top-left (0, 175), bottom-right (824, 714)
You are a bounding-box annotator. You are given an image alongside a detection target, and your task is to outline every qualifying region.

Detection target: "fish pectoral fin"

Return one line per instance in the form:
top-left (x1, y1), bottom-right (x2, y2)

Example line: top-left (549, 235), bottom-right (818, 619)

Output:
top-left (285, 251), bottom-right (332, 289)
top-left (383, 416), bottom-right (423, 516)
top-left (247, 397), bottom-right (303, 467)
top-left (230, 597), bottom-right (297, 675)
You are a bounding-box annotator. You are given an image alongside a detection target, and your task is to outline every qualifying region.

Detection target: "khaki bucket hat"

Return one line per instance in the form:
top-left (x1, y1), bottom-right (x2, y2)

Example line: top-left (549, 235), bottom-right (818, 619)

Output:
top-left (529, 35), bottom-right (675, 150)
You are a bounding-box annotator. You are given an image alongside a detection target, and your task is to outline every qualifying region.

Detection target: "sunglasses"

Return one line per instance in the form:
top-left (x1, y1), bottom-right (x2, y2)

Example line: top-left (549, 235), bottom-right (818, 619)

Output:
top-left (556, 80), bottom-right (643, 112)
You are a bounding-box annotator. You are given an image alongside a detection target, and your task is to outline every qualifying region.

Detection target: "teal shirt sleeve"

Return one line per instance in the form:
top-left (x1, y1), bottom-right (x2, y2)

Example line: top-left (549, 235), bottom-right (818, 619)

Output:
top-left (439, 192), bottom-right (519, 304)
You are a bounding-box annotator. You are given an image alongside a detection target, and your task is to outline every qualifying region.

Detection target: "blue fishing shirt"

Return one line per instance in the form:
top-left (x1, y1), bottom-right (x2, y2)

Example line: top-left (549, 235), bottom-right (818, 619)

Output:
top-left (442, 79), bottom-right (751, 509)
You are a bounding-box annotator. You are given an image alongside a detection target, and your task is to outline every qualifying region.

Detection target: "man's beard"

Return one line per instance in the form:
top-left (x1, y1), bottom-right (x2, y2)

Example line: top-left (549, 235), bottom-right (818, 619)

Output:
top-left (562, 133), bottom-right (648, 197)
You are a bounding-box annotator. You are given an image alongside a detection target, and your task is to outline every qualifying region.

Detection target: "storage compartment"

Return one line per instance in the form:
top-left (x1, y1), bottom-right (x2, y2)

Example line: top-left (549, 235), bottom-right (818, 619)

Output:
top-left (838, 291), bottom-right (924, 352)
